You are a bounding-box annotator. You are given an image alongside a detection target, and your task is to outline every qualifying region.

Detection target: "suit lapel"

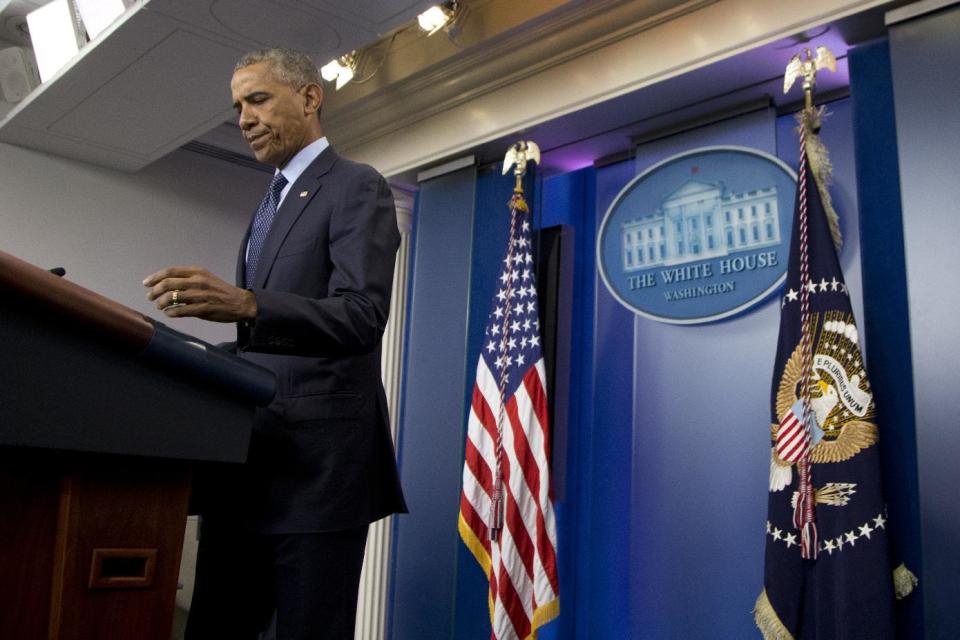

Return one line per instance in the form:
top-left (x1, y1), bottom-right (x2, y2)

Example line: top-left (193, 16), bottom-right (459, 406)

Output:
top-left (251, 148), bottom-right (338, 289)
top-left (236, 221), bottom-right (252, 286)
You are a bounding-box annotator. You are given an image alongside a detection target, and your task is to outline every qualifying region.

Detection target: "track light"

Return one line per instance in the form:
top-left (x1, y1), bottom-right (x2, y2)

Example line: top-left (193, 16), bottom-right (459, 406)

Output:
top-left (417, 3), bottom-right (456, 35)
top-left (320, 53), bottom-right (355, 90)
top-left (320, 1), bottom-right (461, 92)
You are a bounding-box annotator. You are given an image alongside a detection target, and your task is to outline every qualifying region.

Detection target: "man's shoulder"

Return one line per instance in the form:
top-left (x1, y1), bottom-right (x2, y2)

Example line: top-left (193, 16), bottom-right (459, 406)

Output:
top-left (323, 148), bottom-right (386, 182)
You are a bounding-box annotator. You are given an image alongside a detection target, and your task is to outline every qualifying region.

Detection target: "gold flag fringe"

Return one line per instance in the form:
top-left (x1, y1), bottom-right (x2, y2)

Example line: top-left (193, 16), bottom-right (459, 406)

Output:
top-left (797, 108), bottom-right (842, 253)
top-left (893, 563), bottom-right (919, 600)
top-left (753, 590), bottom-right (794, 640)
top-left (755, 567), bottom-right (917, 638)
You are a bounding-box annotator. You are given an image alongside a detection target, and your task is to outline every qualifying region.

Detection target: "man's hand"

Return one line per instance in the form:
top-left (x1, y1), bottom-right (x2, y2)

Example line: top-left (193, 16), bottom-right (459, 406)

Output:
top-left (143, 266), bottom-right (257, 323)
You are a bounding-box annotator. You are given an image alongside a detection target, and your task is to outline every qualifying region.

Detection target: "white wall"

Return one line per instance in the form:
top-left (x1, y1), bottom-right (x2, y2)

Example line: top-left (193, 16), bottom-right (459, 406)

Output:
top-left (0, 142), bottom-right (269, 344)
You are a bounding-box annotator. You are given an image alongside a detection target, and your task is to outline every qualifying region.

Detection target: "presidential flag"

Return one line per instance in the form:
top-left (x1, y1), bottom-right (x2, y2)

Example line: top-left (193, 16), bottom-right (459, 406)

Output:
top-left (755, 113), bottom-right (903, 638)
top-left (458, 192), bottom-right (560, 640)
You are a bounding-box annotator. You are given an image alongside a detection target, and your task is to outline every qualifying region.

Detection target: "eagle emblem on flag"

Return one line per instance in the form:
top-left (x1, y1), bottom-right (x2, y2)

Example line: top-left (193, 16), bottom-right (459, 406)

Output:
top-left (769, 311), bottom-right (879, 492)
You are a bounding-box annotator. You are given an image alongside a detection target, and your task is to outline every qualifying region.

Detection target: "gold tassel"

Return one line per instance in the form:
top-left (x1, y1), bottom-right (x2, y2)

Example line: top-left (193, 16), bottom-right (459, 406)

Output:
top-left (797, 108), bottom-right (842, 253)
top-left (753, 590), bottom-right (795, 640)
top-left (893, 563), bottom-right (919, 600)
top-left (508, 193), bottom-right (529, 213)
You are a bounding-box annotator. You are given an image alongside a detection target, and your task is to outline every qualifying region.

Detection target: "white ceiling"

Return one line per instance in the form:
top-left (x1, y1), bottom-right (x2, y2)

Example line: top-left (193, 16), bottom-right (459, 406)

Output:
top-left (0, 0), bottom-right (435, 170)
top-left (0, 0), bottom-right (906, 176)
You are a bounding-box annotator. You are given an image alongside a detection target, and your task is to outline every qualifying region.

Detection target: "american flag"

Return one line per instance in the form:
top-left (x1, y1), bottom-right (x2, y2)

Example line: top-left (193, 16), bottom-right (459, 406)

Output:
top-left (458, 198), bottom-right (560, 640)
top-left (775, 399), bottom-right (816, 464)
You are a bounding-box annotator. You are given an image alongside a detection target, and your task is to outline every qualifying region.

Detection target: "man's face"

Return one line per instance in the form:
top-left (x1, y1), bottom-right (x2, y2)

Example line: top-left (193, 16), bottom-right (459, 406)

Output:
top-left (230, 62), bottom-right (316, 168)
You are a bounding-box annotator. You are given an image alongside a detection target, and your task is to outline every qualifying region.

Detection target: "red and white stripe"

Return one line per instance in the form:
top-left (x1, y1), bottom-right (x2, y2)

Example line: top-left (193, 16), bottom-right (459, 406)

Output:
top-left (460, 357), bottom-right (560, 639)
top-left (775, 409), bottom-right (811, 463)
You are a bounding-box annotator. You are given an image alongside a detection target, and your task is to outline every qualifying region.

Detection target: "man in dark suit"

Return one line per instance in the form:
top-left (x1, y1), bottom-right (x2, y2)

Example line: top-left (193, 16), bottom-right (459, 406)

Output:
top-left (143, 48), bottom-right (406, 639)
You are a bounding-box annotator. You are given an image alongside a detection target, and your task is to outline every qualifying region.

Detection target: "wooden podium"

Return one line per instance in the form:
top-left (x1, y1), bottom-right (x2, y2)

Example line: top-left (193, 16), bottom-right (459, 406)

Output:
top-left (0, 251), bottom-right (276, 640)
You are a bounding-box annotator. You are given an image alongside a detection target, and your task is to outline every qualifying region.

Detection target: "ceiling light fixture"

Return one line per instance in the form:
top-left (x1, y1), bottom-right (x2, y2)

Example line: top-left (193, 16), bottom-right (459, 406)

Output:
top-left (417, 3), bottom-right (456, 35)
top-left (320, 1), bottom-right (464, 93)
top-left (320, 53), bottom-right (355, 90)
top-left (74, 0), bottom-right (127, 41)
top-left (26, 0), bottom-right (86, 82)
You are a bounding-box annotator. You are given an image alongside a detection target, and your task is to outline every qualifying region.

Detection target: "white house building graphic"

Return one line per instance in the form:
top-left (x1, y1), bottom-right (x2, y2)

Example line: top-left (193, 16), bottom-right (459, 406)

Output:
top-left (621, 179), bottom-right (781, 270)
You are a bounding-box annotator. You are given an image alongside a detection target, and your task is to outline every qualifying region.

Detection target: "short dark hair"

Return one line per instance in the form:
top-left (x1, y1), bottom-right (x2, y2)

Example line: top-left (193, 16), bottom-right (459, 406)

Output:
top-left (235, 48), bottom-right (323, 118)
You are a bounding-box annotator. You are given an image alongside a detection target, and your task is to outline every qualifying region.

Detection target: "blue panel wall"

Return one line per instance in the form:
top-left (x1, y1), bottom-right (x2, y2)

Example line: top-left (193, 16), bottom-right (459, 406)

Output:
top-left (537, 168), bottom-right (596, 640)
top-left (571, 159), bottom-right (635, 640)
top-left (624, 110), bottom-right (780, 638)
top-left (849, 38), bottom-right (923, 639)
top-left (393, 86), bottom-right (925, 640)
top-left (888, 7), bottom-right (960, 637)
top-left (390, 166), bottom-right (477, 640)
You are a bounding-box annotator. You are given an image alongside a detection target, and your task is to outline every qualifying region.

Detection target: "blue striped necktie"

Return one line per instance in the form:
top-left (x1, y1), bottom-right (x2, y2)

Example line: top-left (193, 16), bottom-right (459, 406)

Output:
top-left (245, 172), bottom-right (288, 287)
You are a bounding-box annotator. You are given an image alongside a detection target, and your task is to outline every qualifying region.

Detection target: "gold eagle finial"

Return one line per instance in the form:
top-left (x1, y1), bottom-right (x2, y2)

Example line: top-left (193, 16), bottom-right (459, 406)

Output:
top-left (502, 140), bottom-right (541, 194)
top-left (784, 46), bottom-right (837, 108)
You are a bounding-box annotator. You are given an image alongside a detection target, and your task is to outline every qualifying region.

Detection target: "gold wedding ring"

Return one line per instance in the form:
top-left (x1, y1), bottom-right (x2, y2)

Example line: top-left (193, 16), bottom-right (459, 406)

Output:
top-left (172, 290), bottom-right (180, 305)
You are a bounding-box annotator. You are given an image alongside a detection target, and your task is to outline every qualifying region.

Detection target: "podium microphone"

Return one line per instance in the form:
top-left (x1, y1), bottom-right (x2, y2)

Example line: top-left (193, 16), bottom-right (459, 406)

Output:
top-left (49, 267), bottom-right (66, 277)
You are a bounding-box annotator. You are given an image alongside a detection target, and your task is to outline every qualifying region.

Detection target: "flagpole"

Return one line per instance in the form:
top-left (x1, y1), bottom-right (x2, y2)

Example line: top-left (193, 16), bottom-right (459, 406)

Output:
top-left (783, 45), bottom-right (837, 559)
top-left (489, 140), bottom-right (541, 541)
